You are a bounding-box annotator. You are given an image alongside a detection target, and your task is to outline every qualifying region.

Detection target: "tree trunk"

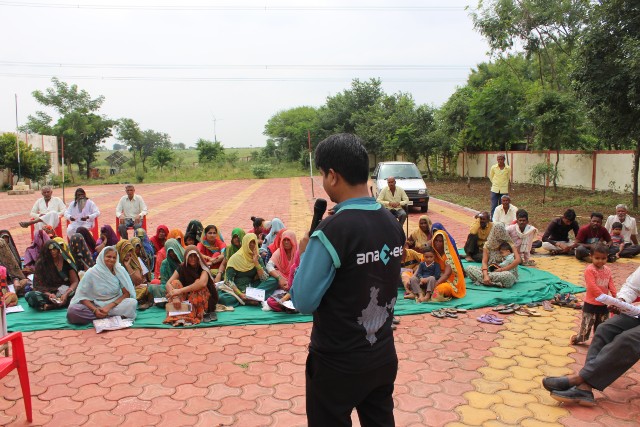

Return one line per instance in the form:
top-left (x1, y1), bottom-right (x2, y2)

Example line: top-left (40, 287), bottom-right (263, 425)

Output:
top-left (553, 150), bottom-right (560, 191)
top-left (634, 140), bottom-right (640, 208)
top-left (67, 160), bottom-right (75, 183)
top-left (425, 154), bottom-right (433, 179)
top-left (86, 160), bottom-right (91, 179)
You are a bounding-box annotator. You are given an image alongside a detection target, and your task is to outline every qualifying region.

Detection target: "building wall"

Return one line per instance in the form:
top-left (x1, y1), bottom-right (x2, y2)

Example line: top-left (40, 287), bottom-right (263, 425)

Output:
top-left (0, 132), bottom-right (59, 187)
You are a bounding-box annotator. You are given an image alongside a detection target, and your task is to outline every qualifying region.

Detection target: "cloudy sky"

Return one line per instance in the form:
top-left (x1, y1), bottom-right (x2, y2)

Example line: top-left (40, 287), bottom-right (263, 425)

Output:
top-left (0, 0), bottom-right (490, 148)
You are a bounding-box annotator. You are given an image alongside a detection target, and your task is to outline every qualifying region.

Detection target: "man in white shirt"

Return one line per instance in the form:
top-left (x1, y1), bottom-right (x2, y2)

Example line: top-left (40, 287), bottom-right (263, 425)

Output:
top-left (543, 266), bottom-right (640, 406)
top-left (19, 185), bottom-right (66, 231)
top-left (116, 185), bottom-right (148, 239)
top-left (492, 195), bottom-right (518, 225)
top-left (604, 204), bottom-right (640, 258)
top-left (376, 176), bottom-right (409, 226)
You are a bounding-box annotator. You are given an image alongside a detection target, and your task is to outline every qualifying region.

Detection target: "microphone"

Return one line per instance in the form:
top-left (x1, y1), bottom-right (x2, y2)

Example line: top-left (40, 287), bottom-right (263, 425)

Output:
top-left (309, 198), bottom-right (327, 234)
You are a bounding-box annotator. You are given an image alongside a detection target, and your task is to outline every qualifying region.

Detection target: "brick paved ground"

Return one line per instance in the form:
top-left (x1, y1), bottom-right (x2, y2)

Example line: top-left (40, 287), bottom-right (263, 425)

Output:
top-left (1, 178), bottom-right (640, 426)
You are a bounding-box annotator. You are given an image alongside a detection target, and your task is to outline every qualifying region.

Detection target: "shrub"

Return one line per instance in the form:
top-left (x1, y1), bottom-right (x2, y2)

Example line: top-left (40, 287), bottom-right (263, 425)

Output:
top-left (251, 164), bottom-right (272, 179)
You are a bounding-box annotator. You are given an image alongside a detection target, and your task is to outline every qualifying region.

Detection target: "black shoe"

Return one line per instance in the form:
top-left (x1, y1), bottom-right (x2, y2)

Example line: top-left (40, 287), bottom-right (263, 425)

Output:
top-left (204, 312), bottom-right (218, 323)
top-left (392, 316), bottom-right (400, 325)
top-left (550, 386), bottom-right (596, 406)
top-left (542, 376), bottom-right (571, 392)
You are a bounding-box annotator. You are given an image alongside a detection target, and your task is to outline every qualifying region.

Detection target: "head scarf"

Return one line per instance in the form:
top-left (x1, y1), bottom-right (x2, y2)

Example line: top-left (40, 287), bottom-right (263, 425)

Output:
top-left (0, 230), bottom-right (21, 266)
top-left (168, 229), bottom-right (185, 248)
top-left (116, 240), bottom-right (143, 273)
top-left (151, 224), bottom-right (169, 252)
top-left (409, 215), bottom-right (432, 248)
top-left (268, 228), bottom-right (287, 253)
top-left (431, 222), bottom-right (460, 262)
top-left (431, 230), bottom-right (465, 297)
top-left (76, 226), bottom-right (97, 253)
top-left (69, 233), bottom-right (95, 271)
top-left (135, 228), bottom-right (155, 257)
top-left (179, 245), bottom-right (214, 285)
top-left (262, 218), bottom-right (285, 249)
top-left (24, 229), bottom-right (50, 268)
top-left (164, 238), bottom-right (185, 271)
top-left (185, 220), bottom-right (204, 244)
top-left (270, 230), bottom-right (297, 277)
top-left (70, 246), bottom-right (136, 307)
top-left (130, 236), bottom-right (151, 270)
top-left (42, 225), bottom-right (57, 238)
top-left (227, 233), bottom-right (258, 273)
top-left (100, 225), bottom-right (120, 247)
top-left (33, 240), bottom-right (78, 292)
top-left (54, 237), bottom-right (76, 263)
top-left (485, 222), bottom-right (513, 251)
top-left (225, 227), bottom-right (246, 260)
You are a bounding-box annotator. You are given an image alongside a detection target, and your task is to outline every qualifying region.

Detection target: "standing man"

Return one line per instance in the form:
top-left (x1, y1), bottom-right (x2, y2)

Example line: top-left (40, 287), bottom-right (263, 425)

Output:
top-left (489, 153), bottom-right (510, 215)
top-left (291, 133), bottom-right (405, 427)
top-left (19, 185), bottom-right (66, 231)
top-left (376, 176), bottom-right (409, 226)
top-left (116, 185), bottom-right (148, 239)
top-left (604, 204), bottom-right (640, 258)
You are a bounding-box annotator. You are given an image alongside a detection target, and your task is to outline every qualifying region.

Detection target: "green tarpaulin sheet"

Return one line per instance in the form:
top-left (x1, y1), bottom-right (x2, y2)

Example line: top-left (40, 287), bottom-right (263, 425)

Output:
top-left (6, 265), bottom-right (584, 332)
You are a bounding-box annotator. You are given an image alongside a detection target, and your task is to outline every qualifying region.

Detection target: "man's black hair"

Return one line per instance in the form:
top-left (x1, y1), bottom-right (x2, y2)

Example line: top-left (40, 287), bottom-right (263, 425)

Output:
top-left (563, 209), bottom-right (576, 222)
top-left (314, 133), bottom-right (369, 185)
top-left (516, 209), bottom-right (528, 220)
top-left (591, 212), bottom-right (604, 220)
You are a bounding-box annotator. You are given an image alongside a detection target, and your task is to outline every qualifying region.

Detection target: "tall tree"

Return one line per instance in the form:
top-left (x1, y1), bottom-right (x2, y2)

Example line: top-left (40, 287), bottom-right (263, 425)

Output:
top-left (263, 106), bottom-right (319, 162)
top-left (116, 118), bottom-right (143, 170)
top-left (0, 133), bottom-right (51, 183)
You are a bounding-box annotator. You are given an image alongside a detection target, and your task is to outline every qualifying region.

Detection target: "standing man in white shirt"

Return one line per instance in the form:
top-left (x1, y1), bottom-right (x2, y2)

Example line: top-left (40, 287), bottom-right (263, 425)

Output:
top-left (376, 176), bottom-right (409, 226)
top-left (116, 185), bottom-right (148, 239)
top-left (604, 204), bottom-right (640, 258)
top-left (19, 185), bottom-right (66, 231)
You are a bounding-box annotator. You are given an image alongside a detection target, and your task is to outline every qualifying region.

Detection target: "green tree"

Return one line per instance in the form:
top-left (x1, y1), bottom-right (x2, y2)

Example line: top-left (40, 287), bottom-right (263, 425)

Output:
top-left (140, 130), bottom-right (171, 171)
top-left (173, 142), bottom-right (186, 150)
top-left (196, 139), bottom-right (224, 163)
top-left (263, 106), bottom-right (318, 162)
top-left (0, 133), bottom-right (51, 182)
top-left (150, 147), bottom-right (175, 172)
top-left (116, 118), bottom-right (143, 171)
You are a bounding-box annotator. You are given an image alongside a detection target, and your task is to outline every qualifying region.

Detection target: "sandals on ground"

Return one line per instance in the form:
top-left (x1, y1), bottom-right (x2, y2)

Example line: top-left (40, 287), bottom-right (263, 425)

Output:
top-left (477, 313), bottom-right (504, 325)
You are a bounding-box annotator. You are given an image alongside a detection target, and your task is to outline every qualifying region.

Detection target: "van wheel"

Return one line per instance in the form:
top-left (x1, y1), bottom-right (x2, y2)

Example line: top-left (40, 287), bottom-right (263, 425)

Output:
top-left (421, 205), bottom-right (428, 213)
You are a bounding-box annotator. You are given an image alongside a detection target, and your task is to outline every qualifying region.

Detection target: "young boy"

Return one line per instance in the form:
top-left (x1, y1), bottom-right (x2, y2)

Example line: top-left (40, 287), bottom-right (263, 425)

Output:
top-left (570, 244), bottom-right (617, 345)
top-left (489, 242), bottom-right (515, 271)
top-left (610, 222), bottom-right (626, 260)
top-left (409, 246), bottom-right (441, 303)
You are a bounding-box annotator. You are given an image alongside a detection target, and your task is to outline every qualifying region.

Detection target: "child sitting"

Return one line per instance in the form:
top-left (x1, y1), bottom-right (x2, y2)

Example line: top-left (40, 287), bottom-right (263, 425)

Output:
top-left (409, 246), bottom-right (441, 303)
top-left (489, 242), bottom-right (515, 271)
top-left (609, 222), bottom-right (626, 260)
top-left (570, 244), bottom-right (617, 345)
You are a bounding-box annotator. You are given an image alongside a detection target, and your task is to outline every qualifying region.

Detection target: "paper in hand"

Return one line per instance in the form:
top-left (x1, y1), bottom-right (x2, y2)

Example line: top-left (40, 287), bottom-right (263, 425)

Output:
top-left (595, 294), bottom-right (640, 317)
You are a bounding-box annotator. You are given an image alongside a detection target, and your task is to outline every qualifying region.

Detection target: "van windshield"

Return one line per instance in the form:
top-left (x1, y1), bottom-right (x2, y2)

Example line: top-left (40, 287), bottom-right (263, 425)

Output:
top-left (378, 164), bottom-right (422, 180)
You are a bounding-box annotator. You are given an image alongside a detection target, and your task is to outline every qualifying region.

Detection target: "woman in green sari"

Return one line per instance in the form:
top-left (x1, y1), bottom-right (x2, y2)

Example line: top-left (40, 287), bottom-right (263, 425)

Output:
top-left (218, 233), bottom-right (277, 307)
top-left (148, 238), bottom-right (185, 298)
top-left (214, 227), bottom-right (245, 282)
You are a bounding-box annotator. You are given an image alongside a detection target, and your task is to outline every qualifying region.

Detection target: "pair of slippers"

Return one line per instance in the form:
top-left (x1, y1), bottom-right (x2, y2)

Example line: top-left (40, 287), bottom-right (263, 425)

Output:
top-left (514, 307), bottom-right (542, 317)
top-left (493, 303), bottom-right (520, 314)
top-left (552, 293), bottom-right (583, 309)
top-left (431, 307), bottom-right (467, 319)
top-left (477, 313), bottom-right (504, 325)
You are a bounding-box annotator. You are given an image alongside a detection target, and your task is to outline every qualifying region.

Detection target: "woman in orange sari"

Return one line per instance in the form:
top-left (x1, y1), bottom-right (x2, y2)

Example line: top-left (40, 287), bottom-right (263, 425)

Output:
top-left (431, 228), bottom-right (466, 300)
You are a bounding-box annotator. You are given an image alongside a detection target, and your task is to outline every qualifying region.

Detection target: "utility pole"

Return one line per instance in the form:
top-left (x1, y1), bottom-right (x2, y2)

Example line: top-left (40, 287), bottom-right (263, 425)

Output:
top-left (14, 94), bottom-right (21, 181)
top-left (212, 115), bottom-right (217, 142)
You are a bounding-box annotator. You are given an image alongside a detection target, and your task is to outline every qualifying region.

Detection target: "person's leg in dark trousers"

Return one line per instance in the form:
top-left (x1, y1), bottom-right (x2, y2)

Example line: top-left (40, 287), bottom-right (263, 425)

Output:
top-left (306, 353), bottom-right (397, 427)
top-left (579, 314), bottom-right (640, 390)
top-left (575, 245), bottom-right (591, 261)
top-left (464, 234), bottom-right (482, 261)
top-left (490, 191), bottom-right (502, 217)
top-left (619, 244), bottom-right (640, 258)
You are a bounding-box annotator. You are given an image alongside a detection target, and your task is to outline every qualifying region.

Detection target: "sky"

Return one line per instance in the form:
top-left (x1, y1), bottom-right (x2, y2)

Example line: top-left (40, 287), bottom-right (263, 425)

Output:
top-left (0, 0), bottom-right (490, 149)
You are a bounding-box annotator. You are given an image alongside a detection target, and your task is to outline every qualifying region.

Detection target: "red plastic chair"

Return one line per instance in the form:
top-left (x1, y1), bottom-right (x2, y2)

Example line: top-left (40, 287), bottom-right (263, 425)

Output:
top-left (0, 332), bottom-right (32, 422)
top-left (114, 215), bottom-right (147, 237)
top-left (29, 219), bottom-right (63, 241)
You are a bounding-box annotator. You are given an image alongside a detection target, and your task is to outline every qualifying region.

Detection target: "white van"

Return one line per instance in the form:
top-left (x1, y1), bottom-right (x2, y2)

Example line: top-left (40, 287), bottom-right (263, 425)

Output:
top-left (370, 161), bottom-right (429, 212)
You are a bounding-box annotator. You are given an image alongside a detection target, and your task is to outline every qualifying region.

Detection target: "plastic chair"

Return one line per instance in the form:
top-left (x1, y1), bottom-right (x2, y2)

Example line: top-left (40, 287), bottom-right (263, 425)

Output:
top-left (29, 219), bottom-right (63, 241)
top-left (0, 332), bottom-right (32, 422)
top-left (114, 215), bottom-right (147, 237)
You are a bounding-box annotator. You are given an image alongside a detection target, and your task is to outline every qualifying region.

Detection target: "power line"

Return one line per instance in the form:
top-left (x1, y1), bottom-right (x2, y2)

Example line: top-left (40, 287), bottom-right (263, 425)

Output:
top-left (0, 60), bottom-right (473, 71)
top-left (0, 1), bottom-right (466, 11)
top-left (0, 72), bottom-right (467, 83)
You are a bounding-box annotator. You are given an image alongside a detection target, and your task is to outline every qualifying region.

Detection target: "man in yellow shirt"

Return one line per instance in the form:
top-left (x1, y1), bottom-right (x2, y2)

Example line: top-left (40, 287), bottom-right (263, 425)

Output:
top-left (489, 154), bottom-right (511, 215)
top-left (377, 177), bottom-right (409, 226)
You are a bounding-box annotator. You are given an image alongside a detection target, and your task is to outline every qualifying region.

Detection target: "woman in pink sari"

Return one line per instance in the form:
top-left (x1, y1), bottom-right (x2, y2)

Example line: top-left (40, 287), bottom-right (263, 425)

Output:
top-left (266, 230), bottom-right (297, 291)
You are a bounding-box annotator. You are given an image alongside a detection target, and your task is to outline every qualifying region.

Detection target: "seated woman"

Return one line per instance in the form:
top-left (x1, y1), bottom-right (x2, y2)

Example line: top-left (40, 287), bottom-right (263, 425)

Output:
top-left (465, 223), bottom-right (521, 288)
top-left (261, 218), bottom-right (285, 252)
top-left (164, 245), bottom-right (218, 326)
top-left (0, 238), bottom-right (28, 295)
top-left (185, 220), bottom-right (204, 245)
top-left (116, 240), bottom-right (153, 309)
top-left (130, 236), bottom-right (153, 280)
top-left (67, 246), bottom-right (138, 325)
top-left (69, 233), bottom-right (95, 271)
top-left (95, 224), bottom-right (120, 254)
top-left (264, 228), bottom-right (287, 263)
top-left (135, 228), bottom-right (156, 271)
top-left (153, 228), bottom-right (184, 279)
top-left (42, 225), bottom-right (57, 239)
top-left (184, 232), bottom-right (198, 247)
top-left (76, 227), bottom-right (97, 255)
top-left (25, 241), bottom-right (79, 311)
top-left (431, 228), bottom-right (466, 300)
top-left (266, 230), bottom-right (297, 291)
top-left (150, 224), bottom-right (169, 253)
top-left (408, 215), bottom-right (433, 254)
top-left (432, 222), bottom-right (462, 264)
top-left (149, 238), bottom-right (184, 298)
top-left (197, 225), bottom-right (226, 272)
top-left (64, 188), bottom-right (100, 235)
top-left (248, 216), bottom-right (268, 246)
top-left (219, 233), bottom-right (277, 307)
top-left (0, 230), bottom-right (22, 267)
top-left (214, 227), bottom-right (245, 282)
top-left (23, 229), bottom-right (50, 273)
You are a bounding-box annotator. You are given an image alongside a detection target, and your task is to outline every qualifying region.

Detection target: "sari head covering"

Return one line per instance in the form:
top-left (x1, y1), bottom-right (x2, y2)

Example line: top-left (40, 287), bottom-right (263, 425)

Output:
top-left (161, 238), bottom-right (185, 284)
top-left (100, 225), bottom-right (120, 247)
top-left (42, 225), bottom-right (57, 238)
top-left (485, 223), bottom-right (514, 265)
top-left (262, 218), bottom-right (285, 248)
top-left (432, 229), bottom-right (466, 299)
top-left (225, 227), bottom-right (246, 260)
top-left (130, 237), bottom-right (152, 270)
top-left (200, 224), bottom-right (226, 254)
top-left (151, 224), bottom-right (169, 252)
top-left (180, 245), bottom-right (215, 284)
top-left (168, 229), bottom-right (185, 248)
top-left (70, 246), bottom-right (136, 307)
top-left (24, 229), bottom-right (50, 268)
top-left (432, 222), bottom-right (461, 262)
top-left (116, 239), bottom-right (143, 273)
top-left (69, 233), bottom-right (95, 270)
top-left (409, 215), bottom-right (433, 250)
top-left (0, 230), bottom-right (21, 266)
top-left (268, 228), bottom-right (287, 253)
top-left (54, 237), bottom-right (76, 263)
top-left (270, 230), bottom-right (297, 278)
top-left (227, 233), bottom-right (258, 273)
top-left (135, 228), bottom-right (156, 263)
top-left (185, 220), bottom-right (204, 244)
top-left (33, 240), bottom-right (78, 292)
top-left (76, 226), bottom-right (97, 253)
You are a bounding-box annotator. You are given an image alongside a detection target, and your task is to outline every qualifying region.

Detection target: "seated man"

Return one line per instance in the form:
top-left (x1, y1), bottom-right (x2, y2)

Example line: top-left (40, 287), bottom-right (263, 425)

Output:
top-left (116, 184), bottom-right (148, 239)
top-left (492, 195), bottom-right (518, 225)
top-left (19, 185), bottom-right (66, 231)
top-left (376, 176), bottom-right (409, 226)
top-left (464, 211), bottom-right (493, 262)
top-left (541, 208), bottom-right (580, 255)
top-left (542, 265), bottom-right (640, 406)
top-left (506, 209), bottom-right (538, 266)
top-left (574, 212), bottom-right (617, 262)
top-left (604, 204), bottom-right (640, 258)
